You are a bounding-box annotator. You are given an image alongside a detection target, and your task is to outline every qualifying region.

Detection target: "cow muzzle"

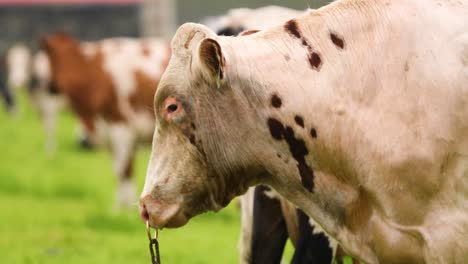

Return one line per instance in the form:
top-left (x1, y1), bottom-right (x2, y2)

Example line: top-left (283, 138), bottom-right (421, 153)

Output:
top-left (139, 195), bottom-right (188, 228)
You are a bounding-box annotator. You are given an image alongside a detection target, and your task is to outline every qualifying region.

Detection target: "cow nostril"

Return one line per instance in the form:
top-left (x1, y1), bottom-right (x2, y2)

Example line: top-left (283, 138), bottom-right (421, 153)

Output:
top-left (140, 203), bottom-right (150, 223)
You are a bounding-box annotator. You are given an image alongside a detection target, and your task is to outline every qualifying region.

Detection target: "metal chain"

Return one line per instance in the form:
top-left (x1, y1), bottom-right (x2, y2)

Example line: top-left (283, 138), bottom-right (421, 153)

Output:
top-left (146, 220), bottom-right (161, 264)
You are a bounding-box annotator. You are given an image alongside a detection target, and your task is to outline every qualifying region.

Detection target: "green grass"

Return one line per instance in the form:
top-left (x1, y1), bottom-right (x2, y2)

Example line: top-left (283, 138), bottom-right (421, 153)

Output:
top-left (0, 92), bottom-right (296, 263)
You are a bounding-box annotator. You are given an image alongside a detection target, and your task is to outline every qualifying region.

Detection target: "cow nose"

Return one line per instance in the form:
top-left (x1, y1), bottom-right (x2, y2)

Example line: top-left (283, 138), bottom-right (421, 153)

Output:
top-left (139, 201), bottom-right (150, 223)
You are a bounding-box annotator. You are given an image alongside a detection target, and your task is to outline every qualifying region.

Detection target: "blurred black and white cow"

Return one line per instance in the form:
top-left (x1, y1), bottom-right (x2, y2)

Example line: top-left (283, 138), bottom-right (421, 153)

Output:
top-left (202, 6), bottom-right (304, 37)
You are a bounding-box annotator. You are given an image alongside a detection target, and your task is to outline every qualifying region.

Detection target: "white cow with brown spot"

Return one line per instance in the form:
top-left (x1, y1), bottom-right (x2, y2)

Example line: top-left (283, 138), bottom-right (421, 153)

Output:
top-left (140, 0), bottom-right (468, 263)
top-left (206, 6), bottom-right (342, 263)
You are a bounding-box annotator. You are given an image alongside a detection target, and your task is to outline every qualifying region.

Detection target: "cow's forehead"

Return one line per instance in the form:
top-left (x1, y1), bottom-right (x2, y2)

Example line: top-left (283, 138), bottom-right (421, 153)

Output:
top-left (154, 57), bottom-right (190, 104)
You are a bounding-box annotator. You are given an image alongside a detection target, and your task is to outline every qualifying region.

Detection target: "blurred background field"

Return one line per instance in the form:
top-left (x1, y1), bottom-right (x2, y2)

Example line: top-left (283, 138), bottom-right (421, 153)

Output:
top-left (0, 91), bottom-right (249, 263)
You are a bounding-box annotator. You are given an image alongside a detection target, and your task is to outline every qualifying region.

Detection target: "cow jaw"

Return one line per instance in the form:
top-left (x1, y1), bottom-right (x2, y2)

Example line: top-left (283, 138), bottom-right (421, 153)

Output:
top-left (140, 122), bottom-right (223, 228)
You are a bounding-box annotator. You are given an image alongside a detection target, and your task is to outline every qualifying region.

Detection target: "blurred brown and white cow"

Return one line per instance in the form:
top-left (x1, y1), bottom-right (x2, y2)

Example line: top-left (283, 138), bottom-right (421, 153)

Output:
top-left (43, 33), bottom-right (170, 208)
top-left (140, 0), bottom-right (468, 263)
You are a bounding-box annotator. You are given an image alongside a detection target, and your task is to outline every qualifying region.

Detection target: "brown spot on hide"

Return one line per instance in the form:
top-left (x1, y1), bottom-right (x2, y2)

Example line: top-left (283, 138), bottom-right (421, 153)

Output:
top-left (267, 118), bottom-right (285, 140)
top-left (294, 115), bottom-right (304, 128)
top-left (310, 128), bottom-right (317, 138)
top-left (284, 20), bottom-right (322, 71)
top-left (284, 19), bottom-right (301, 39)
top-left (309, 52), bottom-right (322, 69)
top-left (330, 33), bottom-right (345, 49)
top-left (271, 94), bottom-right (282, 108)
top-left (189, 134), bottom-right (196, 145)
top-left (191, 122), bottom-right (196, 130)
top-left (240, 29), bottom-right (260, 36)
top-left (267, 117), bottom-right (315, 191)
top-left (282, 126), bottom-right (314, 191)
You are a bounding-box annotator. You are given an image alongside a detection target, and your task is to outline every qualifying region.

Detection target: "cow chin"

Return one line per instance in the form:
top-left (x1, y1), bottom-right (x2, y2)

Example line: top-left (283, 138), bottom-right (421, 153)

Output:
top-left (140, 195), bottom-right (188, 228)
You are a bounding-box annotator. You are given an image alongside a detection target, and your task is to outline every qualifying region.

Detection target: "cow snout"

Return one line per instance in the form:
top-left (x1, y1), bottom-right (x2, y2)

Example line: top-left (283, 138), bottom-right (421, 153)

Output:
top-left (139, 201), bottom-right (150, 223)
top-left (139, 195), bottom-right (188, 228)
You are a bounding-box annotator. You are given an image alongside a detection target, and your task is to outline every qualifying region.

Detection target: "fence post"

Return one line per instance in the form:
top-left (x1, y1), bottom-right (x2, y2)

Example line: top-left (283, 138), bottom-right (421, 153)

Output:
top-left (140, 0), bottom-right (177, 38)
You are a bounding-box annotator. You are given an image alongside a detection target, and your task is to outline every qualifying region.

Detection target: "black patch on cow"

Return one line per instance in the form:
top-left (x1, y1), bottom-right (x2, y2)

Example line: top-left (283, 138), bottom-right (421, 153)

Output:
top-left (309, 52), bottom-right (322, 69)
top-left (310, 128), bottom-right (317, 139)
top-left (267, 118), bottom-right (315, 192)
top-left (251, 185), bottom-right (289, 263)
top-left (271, 94), bottom-right (282, 108)
top-left (284, 19), bottom-right (301, 39)
top-left (267, 118), bottom-right (285, 140)
top-left (294, 115), bottom-right (304, 128)
top-left (285, 19), bottom-right (323, 71)
top-left (291, 209), bottom-right (333, 264)
top-left (216, 26), bottom-right (245, 36)
top-left (330, 32), bottom-right (345, 49)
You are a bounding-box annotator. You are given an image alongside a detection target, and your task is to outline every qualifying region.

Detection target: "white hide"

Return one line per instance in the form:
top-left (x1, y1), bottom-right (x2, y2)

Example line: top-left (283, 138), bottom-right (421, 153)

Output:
top-left (6, 43), bottom-right (31, 90)
top-left (98, 38), bottom-right (168, 140)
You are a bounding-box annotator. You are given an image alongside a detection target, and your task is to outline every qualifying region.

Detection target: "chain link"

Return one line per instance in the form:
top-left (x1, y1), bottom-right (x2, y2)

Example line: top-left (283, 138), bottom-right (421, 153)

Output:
top-left (146, 220), bottom-right (161, 264)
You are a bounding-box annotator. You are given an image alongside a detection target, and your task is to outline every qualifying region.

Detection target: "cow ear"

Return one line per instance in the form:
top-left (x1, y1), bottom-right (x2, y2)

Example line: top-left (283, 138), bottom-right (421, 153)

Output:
top-left (197, 38), bottom-right (225, 88)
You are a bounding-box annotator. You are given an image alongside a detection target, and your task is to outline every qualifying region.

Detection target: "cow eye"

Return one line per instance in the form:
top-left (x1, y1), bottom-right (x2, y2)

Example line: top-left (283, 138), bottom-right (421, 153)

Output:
top-left (167, 104), bottom-right (178, 113)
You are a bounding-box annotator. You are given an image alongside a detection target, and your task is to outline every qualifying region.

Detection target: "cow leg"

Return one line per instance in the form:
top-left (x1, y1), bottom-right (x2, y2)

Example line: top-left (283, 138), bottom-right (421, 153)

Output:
top-left (0, 82), bottom-right (15, 113)
top-left (37, 93), bottom-right (61, 153)
top-left (279, 197), bottom-right (299, 247)
top-left (291, 210), bottom-right (335, 264)
top-left (109, 122), bottom-right (137, 209)
top-left (239, 187), bottom-right (255, 264)
top-left (250, 185), bottom-right (288, 264)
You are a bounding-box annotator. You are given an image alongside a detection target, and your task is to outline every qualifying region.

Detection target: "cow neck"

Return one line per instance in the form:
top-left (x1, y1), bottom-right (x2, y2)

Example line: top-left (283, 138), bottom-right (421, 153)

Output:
top-left (216, 3), bottom-right (397, 263)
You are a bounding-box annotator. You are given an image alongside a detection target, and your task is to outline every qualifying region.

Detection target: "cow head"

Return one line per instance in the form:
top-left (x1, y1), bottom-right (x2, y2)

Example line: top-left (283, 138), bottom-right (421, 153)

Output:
top-left (140, 23), bottom-right (273, 228)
